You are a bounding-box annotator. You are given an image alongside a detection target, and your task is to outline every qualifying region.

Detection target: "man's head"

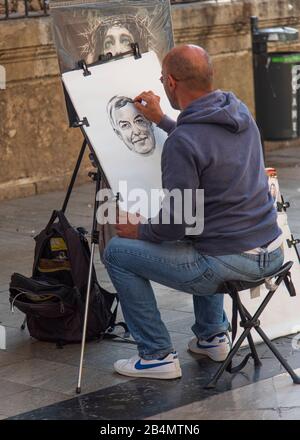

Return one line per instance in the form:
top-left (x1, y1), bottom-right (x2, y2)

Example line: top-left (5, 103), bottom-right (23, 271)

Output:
top-left (107, 96), bottom-right (156, 155)
top-left (160, 45), bottom-right (214, 110)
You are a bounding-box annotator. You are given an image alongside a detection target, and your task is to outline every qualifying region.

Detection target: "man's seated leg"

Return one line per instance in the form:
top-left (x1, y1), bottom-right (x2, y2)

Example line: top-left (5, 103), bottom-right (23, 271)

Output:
top-left (187, 248), bottom-right (284, 362)
top-left (188, 295), bottom-right (231, 362)
top-left (103, 236), bottom-right (225, 379)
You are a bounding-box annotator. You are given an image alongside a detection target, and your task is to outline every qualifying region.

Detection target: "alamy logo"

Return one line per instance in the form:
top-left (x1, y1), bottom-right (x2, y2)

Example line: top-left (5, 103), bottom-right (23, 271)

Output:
top-left (0, 65), bottom-right (6, 90)
top-left (96, 181), bottom-right (205, 236)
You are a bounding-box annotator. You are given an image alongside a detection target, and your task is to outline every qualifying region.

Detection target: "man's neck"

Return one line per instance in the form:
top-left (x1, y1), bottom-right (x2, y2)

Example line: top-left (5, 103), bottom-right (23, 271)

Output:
top-left (179, 88), bottom-right (214, 111)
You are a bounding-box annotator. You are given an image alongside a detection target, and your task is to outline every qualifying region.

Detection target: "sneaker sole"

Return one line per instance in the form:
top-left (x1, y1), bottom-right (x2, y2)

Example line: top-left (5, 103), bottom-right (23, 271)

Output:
top-left (188, 346), bottom-right (230, 362)
top-left (114, 366), bottom-right (182, 380)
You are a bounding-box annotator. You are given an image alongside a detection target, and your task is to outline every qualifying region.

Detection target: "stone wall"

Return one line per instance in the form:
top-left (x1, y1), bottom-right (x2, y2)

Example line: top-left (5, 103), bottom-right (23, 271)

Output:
top-left (172, 0), bottom-right (300, 114)
top-left (0, 19), bottom-right (85, 200)
top-left (0, 0), bottom-right (44, 15)
top-left (1, 0), bottom-right (300, 200)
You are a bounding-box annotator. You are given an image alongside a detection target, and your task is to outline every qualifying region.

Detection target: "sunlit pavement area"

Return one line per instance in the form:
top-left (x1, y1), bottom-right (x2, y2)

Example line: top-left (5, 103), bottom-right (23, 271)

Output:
top-left (0, 146), bottom-right (300, 420)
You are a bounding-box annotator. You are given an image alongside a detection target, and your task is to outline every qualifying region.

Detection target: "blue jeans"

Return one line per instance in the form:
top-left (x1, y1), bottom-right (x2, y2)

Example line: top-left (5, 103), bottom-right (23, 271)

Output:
top-left (103, 237), bottom-right (284, 360)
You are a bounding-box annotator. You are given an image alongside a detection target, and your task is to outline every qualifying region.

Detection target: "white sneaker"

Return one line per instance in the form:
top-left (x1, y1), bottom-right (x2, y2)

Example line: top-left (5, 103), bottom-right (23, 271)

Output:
top-left (188, 332), bottom-right (231, 362)
top-left (114, 352), bottom-right (182, 379)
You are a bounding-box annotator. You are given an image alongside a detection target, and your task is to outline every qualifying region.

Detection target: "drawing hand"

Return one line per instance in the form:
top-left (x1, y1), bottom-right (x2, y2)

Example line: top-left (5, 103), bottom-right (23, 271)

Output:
top-left (115, 210), bottom-right (146, 239)
top-left (134, 91), bottom-right (164, 125)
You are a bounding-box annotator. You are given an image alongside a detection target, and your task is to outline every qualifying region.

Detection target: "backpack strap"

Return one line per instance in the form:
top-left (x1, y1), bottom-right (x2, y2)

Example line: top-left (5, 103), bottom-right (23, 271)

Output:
top-left (43, 210), bottom-right (72, 236)
top-left (109, 297), bottom-right (119, 328)
top-left (104, 297), bottom-right (137, 345)
top-left (104, 323), bottom-right (137, 345)
top-left (56, 211), bottom-right (73, 232)
top-left (44, 210), bottom-right (59, 235)
top-left (32, 210), bottom-right (59, 276)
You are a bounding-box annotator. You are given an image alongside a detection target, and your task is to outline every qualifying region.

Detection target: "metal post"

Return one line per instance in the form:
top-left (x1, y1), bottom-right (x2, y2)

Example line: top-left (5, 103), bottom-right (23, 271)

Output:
top-left (5, 0), bottom-right (9, 19)
top-left (250, 16), bottom-right (266, 160)
top-left (24, 0), bottom-right (29, 17)
top-left (43, 0), bottom-right (48, 15)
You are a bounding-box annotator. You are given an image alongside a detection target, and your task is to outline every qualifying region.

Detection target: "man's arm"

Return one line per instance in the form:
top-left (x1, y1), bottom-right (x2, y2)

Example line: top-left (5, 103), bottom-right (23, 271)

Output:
top-left (138, 134), bottom-right (200, 242)
top-left (134, 91), bottom-right (176, 135)
top-left (157, 115), bottom-right (177, 136)
top-left (115, 91), bottom-right (179, 239)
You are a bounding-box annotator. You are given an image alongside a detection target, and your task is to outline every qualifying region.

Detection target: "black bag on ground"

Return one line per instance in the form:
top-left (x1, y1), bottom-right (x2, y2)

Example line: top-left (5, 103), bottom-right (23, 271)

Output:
top-left (9, 210), bottom-right (118, 345)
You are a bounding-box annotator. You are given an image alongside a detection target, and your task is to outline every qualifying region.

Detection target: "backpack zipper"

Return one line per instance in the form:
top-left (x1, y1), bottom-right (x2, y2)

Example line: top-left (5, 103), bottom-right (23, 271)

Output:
top-left (11, 292), bottom-right (25, 313)
top-left (11, 289), bottom-right (65, 314)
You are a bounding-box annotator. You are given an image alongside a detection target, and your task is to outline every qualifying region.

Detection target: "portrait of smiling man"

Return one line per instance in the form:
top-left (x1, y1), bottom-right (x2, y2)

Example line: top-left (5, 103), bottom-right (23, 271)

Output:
top-left (107, 95), bottom-right (156, 155)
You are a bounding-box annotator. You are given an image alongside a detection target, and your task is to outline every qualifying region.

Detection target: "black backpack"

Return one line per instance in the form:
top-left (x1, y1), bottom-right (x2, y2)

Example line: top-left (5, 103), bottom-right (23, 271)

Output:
top-left (9, 210), bottom-right (122, 347)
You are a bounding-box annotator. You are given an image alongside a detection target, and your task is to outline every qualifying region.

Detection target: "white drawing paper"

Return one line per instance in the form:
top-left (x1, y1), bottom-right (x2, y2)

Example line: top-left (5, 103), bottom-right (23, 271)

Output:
top-left (62, 51), bottom-right (179, 217)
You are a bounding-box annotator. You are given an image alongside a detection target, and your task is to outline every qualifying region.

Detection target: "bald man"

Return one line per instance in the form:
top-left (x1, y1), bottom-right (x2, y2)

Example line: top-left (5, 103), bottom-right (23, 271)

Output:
top-left (104, 45), bottom-right (283, 379)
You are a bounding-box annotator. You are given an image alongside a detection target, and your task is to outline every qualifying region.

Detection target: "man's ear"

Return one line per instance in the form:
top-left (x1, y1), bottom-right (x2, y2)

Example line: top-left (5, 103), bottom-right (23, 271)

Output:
top-left (168, 74), bottom-right (177, 91)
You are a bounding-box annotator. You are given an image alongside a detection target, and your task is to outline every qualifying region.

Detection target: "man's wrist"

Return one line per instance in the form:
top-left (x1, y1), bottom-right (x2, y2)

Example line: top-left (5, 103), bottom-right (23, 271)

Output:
top-left (157, 115), bottom-right (176, 134)
top-left (156, 113), bottom-right (166, 126)
top-left (137, 221), bottom-right (150, 240)
top-left (137, 221), bottom-right (144, 239)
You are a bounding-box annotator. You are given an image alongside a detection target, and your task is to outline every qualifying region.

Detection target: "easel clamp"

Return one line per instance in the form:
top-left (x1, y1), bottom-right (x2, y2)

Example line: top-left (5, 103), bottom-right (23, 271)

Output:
top-left (72, 117), bottom-right (89, 128)
top-left (76, 42), bottom-right (142, 78)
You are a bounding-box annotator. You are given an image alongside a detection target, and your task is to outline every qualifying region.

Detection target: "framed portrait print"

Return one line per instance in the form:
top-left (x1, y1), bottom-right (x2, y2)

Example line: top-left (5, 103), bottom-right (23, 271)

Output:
top-left (50, 0), bottom-right (174, 73)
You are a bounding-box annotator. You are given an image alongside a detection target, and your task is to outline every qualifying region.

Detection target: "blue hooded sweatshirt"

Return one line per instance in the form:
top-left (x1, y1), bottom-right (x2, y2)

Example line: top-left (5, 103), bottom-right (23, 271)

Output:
top-left (138, 90), bottom-right (281, 255)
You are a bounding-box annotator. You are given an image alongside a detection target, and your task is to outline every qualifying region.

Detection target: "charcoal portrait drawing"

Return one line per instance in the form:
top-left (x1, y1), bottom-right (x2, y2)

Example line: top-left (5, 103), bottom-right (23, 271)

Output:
top-left (107, 95), bottom-right (156, 156)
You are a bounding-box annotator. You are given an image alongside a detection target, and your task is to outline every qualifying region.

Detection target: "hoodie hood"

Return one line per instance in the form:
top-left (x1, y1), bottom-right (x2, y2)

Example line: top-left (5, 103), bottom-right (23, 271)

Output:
top-left (177, 90), bottom-right (251, 134)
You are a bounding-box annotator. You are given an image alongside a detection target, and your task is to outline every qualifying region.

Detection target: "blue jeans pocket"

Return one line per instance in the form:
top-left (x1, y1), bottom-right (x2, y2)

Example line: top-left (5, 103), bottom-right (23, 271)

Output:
top-left (179, 267), bottom-right (220, 295)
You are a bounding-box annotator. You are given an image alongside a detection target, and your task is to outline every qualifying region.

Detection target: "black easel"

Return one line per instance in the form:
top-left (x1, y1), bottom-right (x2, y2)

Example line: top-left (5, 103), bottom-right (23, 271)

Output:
top-left (60, 43), bottom-right (142, 394)
top-left (276, 195), bottom-right (300, 264)
top-left (287, 234), bottom-right (300, 264)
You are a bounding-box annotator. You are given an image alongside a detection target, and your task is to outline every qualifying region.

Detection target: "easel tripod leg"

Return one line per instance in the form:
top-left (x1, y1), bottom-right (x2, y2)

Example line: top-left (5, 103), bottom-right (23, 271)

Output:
top-left (76, 242), bottom-right (96, 394)
top-left (76, 169), bottom-right (101, 394)
top-left (62, 140), bottom-right (87, 214)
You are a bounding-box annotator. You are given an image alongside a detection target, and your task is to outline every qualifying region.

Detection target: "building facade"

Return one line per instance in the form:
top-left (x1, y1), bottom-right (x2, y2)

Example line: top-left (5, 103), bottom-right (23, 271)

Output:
top-left (1, 0), bottom-right (300, 200)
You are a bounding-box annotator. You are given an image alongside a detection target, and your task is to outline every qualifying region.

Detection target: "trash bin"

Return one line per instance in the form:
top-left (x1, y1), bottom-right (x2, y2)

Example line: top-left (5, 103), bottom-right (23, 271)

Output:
top-left (255, 52), bottom-right (300, 140)
top-left (251, 17), bottom-right (299, 143)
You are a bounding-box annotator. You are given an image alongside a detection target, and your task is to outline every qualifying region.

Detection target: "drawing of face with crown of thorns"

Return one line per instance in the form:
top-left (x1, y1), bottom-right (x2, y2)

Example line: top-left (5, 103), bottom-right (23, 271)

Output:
top-left (103, 22), bottom-right (135, 56)
top-left (79, 15), bottom-right (151, 64)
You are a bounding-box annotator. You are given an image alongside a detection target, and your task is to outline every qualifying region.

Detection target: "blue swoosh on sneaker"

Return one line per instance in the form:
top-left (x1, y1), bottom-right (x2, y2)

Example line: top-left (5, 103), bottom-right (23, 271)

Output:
top-left (197, 342), bottom-right (219, 349)
top-left (135, 359), bottom-right (173, 370)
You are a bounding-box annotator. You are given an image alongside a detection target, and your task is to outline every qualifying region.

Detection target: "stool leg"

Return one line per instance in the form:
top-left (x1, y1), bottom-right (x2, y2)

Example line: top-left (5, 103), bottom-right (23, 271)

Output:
top-left (237, 301), bottom-right (262, 367)
top-left (205, 327), bottom-right (252, 389)
top-left (241, 302), bottom-right (299, 382)
top-left (246, 333), bottom-right (262, 367)
top-left (255, 326), bottom-right (300, 384)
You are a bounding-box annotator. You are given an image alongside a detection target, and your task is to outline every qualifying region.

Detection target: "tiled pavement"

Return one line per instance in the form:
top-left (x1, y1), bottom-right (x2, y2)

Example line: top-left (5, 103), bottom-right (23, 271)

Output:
top-left (146, 367), bottom-right (300, 420)
top-left (0, 146), bottom-right (299, 420)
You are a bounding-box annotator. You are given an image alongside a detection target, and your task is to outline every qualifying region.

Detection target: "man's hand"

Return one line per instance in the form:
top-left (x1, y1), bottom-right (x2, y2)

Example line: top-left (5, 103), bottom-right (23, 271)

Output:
top-left (116, 210), bottom-right (146, 239)
top-left (134, 91), bottom-right (164, 125)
